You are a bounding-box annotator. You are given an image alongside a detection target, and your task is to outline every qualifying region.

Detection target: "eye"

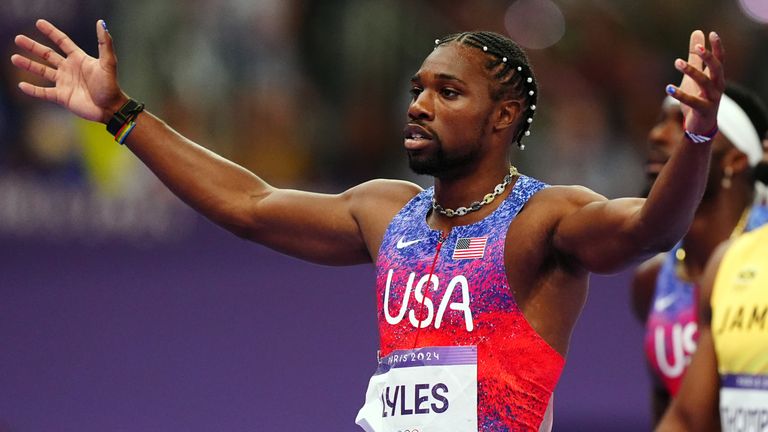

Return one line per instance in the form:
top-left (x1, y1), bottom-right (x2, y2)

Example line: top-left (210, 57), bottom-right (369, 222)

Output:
top-left (409, 87), bottom-right (423, 99)
top-left (440, 88), bottom-right (460, 99)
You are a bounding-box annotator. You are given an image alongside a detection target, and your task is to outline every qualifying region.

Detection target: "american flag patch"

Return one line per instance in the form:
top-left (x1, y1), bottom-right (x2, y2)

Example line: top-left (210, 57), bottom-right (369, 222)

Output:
top-left (452, 237), bottom-right (488, 260)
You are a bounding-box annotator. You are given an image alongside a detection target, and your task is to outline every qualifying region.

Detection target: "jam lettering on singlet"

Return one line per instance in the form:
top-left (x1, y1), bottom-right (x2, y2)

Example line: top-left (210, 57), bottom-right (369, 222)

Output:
top-left (653, 322), bottom-right (698, 378)
top-left (384, 269), bottom-right (474, 332)
top-left (380, 383), bottom-right (450, 417)
top-left (715, 305), bottom-right (768, 335)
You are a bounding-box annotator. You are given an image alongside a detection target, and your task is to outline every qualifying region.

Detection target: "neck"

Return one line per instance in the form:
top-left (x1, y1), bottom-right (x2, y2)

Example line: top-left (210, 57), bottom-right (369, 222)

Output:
top-left (682, 180), bottom-right (754, 279)
top-left (429, 159), bottom-right (515, 231)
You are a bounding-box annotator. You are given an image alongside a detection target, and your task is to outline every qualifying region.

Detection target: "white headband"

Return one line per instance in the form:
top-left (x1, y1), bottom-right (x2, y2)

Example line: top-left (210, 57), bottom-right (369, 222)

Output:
top-left (664, 94), bottom-right (763, 166)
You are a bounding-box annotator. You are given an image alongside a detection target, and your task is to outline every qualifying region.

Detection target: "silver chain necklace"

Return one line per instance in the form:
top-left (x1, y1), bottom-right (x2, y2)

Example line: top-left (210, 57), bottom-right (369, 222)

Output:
top-left (432, 165), bottom-right (519, 218)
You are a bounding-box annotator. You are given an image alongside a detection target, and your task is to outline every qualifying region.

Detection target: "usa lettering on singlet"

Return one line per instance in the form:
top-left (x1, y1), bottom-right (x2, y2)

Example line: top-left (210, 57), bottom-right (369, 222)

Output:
top-left (356, 175), bottom-right (564, 432)
top-left (711, 225), bottom-right (768, 432)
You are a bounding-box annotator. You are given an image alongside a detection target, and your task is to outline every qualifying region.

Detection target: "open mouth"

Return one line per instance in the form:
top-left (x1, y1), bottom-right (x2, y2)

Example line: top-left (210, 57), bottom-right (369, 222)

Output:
top-left (403, 123), bottom-right (434, 150)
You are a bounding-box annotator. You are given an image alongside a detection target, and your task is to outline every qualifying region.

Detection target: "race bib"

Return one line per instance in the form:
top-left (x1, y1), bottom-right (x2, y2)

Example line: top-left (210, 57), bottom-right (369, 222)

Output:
top-left (720, 374), bottom-right (768, 431)
top-left (355, 346), bottom-right (477, 432)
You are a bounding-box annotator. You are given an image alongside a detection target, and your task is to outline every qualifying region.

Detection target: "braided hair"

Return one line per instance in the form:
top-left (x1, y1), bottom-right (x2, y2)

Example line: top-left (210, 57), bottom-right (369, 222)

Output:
top-left (435, 31), bottom-right (537, 148)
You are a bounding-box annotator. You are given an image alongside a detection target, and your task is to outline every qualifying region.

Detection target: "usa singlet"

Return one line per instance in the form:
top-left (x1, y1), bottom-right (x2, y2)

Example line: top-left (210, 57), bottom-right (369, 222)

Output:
top-left (644, 204), bottom-right (768, 396)
top-left (711, 224), bottom-right (768, 431)
top-left (355, 175), bottom-right (564, 432)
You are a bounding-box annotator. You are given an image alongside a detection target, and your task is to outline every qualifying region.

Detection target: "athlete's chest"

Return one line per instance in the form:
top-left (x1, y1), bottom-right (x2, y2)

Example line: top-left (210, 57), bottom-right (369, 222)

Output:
top-left (377, 224), bottom-right (516, 334)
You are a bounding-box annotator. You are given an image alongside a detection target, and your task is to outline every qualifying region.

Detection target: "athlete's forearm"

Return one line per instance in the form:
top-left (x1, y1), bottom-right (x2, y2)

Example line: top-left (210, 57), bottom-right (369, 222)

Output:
top-left (635, 138), bottom-right (712, 250)
top-left (636, 31), bottom-right (721, 251)
top-left (122, 109), bottom-right (273, 237)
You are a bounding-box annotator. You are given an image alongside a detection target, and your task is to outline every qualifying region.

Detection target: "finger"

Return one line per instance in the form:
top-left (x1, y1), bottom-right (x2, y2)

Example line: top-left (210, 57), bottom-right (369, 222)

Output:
top-left (18, 82), bottom-right (58, 103)
top-left (687, 30), bottom-right (705, 72)
top-left (706, 32), bottom-right (725, 87)
top-left (36, 19), bottom-right (80, 56)
top-left (14, 34), bottom-right (64, 67)
top-left (694, 45), bottom-right (725, 93)
top-left (96, 20), bottom-right (117, 70)
top-left (675, 58), bottom-right (718, 99)
top-left (665, 85), bottom-right (712, 113)
top-left (10, 54), bottom-right (57, 82)
top-left (709, 32), bottom-right (725, 64)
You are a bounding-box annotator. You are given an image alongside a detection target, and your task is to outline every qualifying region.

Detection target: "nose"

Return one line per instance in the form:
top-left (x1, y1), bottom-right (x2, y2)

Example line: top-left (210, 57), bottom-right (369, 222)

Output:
top-left (408, 90), bottom-right (434, 122)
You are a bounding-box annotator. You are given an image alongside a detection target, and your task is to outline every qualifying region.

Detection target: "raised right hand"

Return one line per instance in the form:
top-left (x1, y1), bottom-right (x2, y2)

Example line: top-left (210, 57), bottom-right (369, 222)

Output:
top-left (11, 19), bottom-right (127, 124)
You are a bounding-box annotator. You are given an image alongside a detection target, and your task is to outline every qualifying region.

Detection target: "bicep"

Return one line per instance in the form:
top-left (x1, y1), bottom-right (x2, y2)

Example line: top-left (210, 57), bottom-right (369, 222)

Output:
top-left (554, 190), bottom-right (649, 273)
top-left (240, 180), bottom-right (419, 266)
top-left (248, 188), bottom-right (368, 264)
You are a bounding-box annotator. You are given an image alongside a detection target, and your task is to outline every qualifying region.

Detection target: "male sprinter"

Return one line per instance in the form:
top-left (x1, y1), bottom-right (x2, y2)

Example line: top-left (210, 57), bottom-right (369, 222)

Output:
top-left (11, 20), bottom-right (724, 431)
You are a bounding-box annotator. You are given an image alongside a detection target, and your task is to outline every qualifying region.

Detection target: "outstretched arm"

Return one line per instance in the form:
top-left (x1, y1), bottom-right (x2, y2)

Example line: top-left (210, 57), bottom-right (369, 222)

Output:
top-left (553, 30), bottom-right (725, 273)
top-left (11, 20), bottom-right (420, 265)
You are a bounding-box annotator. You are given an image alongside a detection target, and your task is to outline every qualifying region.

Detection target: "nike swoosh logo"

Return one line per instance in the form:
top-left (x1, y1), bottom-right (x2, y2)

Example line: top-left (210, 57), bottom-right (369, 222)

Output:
top-left (396, 237), bottom-right (425, 249)
top-left (655, 293), bottom-right (677, 311)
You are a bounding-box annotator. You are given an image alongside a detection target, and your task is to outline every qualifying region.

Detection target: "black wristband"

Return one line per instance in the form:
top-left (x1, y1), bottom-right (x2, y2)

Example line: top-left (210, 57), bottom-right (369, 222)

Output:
top-left (106, 99), bottom-right (145, 136)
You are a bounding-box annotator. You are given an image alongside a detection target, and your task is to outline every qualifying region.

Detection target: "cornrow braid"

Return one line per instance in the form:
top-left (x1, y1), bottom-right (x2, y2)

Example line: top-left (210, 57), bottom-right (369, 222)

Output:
top-left (434, 31), bottom-right (537, 149)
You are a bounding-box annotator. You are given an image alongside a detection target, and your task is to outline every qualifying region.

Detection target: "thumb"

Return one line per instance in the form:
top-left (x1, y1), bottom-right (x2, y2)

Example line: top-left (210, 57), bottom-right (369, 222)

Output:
top-left (97, 19), bottom-right (117, 70)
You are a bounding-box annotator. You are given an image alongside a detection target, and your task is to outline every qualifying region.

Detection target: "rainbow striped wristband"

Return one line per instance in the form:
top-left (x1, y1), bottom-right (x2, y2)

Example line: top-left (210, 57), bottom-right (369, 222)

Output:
top-left (107, 99), bottom-right (144, 144)
top-left (115, 120), bottom-right (137, 144)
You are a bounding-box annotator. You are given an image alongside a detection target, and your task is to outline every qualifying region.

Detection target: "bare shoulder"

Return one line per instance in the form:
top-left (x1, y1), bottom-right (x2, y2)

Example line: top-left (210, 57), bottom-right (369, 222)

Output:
top-left (507, 184), bottom-right (608, 267)
top-left (632, 254), bottom-right (665, 322)
top-left (522, 184), bottom-right (608, 221)
top-left (532, 184), bottom-right (606, 207)
top-left (524, 182), bottom-right (648, 274)
top-left (345, 179), bottom-right (423, 258)
top-left (345, 178), bottom-right (422, 214)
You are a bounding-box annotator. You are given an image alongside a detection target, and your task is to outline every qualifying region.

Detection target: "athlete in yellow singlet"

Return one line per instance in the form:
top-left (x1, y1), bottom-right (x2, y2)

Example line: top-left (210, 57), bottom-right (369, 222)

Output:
top-left (657, 223), bottom-right (768, 431)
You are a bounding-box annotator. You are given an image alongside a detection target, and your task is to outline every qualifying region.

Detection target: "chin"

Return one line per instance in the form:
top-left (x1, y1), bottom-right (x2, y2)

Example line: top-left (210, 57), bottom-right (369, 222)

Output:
top-left (407, 157), bottom-right (440, 176)
top-left (406, 148), bottom-right (443, 175)
top-left (406, 147), bottom-right (478, 178)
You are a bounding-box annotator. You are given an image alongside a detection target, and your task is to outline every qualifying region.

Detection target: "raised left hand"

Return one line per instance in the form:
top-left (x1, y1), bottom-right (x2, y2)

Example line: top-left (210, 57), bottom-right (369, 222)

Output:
top-left (666, 30), bottom-right (725, 136)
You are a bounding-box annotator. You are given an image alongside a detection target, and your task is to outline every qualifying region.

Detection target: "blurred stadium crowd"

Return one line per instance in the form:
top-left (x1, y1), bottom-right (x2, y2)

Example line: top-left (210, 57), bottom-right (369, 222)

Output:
top-left (1, 0), bottom-right (767, 240)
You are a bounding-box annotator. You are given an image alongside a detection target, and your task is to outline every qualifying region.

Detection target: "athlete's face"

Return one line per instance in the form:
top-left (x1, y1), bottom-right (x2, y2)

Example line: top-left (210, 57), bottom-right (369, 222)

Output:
top-left (644, 101), bottom-right (727, 198)
top-left (405, 43), bottom-right (498, 177)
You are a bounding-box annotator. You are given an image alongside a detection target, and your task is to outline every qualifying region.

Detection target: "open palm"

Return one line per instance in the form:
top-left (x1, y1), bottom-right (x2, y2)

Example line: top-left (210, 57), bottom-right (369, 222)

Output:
top-left (11, 19), bottom-right (125, 123)
top-left (671, 30), bottom-right (725, 135)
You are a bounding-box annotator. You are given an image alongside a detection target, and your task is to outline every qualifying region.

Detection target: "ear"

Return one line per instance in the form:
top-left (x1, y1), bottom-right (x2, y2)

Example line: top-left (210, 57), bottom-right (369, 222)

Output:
top-left (721, 147), bottom-right (750, 175)
top-left (493, 99), bottom-right (522, 132)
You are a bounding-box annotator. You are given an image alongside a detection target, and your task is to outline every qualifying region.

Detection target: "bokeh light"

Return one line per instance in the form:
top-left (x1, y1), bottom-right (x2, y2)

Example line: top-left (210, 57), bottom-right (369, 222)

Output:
top-left (504, 0), bottom-right (565, 49)
top-left (739, 0), bottom-right (768, 23)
